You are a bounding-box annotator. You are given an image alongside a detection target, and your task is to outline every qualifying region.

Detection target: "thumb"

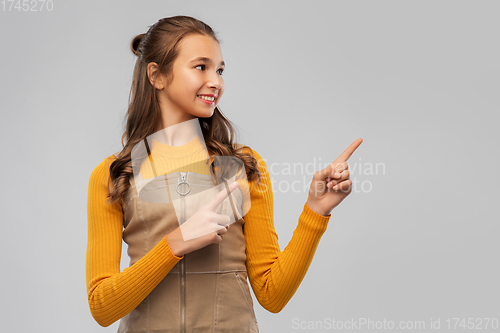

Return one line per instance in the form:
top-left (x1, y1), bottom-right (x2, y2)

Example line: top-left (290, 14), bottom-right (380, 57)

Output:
top-left (205, 181), bottom-right (239, 212)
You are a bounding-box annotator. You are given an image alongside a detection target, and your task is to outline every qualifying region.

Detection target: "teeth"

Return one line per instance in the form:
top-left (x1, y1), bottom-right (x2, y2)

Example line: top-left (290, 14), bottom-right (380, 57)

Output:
top-left (198, 95), bottom-right (215, 101)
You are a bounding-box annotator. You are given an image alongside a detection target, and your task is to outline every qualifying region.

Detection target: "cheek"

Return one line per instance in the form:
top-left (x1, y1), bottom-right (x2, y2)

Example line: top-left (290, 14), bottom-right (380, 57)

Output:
top-left (185, 76), bottom-right (199, 87)
top-left (176, 69), bottom-right (198, 89)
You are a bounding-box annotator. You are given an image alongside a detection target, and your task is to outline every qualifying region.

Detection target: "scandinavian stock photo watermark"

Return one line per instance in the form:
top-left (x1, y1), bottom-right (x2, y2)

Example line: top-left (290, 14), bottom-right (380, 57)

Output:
top-left (258, 157), bottom-right (385, 196)
top-left (291, 317), bottom-right (499, 331)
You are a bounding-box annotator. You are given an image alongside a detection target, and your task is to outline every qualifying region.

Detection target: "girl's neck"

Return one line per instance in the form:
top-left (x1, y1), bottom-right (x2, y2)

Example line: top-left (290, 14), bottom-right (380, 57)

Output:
top-left (155, 117), bottom-right (201, 147)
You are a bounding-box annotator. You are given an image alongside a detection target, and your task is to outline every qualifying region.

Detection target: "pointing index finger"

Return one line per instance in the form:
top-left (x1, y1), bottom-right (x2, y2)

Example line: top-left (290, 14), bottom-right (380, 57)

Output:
top-left (336, 138), bottom-right (363, 162)
top-left (205, 181), bottom-right (239, 212)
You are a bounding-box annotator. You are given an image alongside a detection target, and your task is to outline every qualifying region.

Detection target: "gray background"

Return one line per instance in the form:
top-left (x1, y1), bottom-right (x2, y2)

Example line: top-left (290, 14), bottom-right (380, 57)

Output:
top-left (1, 0), bottom-right (499, 332)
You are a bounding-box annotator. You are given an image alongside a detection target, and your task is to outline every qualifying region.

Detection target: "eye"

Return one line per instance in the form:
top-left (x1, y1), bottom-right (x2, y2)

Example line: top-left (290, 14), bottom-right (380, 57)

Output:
top-left (195, 64), bottom-right (224, 76)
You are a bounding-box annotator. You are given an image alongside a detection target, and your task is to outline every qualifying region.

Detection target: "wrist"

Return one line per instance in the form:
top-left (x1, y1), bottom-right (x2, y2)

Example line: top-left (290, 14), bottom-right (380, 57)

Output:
top-left (306, 199), bottom-right (330, 217)
top-left (306, 199), bottom-right (332, 217)
top-left (166, 231), bottom-right (184, 257)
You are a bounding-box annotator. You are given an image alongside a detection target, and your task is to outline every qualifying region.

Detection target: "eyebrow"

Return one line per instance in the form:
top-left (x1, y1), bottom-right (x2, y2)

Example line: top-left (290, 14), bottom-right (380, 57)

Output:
top-left (190, 57), bottom-right (225, 67)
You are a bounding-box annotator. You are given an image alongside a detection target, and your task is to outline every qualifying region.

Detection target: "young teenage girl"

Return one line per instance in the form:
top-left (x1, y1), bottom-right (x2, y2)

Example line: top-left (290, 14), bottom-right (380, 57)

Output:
top-left (86, 15), bottom-right (363, 333)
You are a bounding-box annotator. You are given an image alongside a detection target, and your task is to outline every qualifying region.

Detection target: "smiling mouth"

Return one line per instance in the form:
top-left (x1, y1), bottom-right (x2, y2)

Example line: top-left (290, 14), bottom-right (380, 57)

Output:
top-left (197, 95), bottom-right (216, 104)
top-left (197, 95), bottom-right (216, 101)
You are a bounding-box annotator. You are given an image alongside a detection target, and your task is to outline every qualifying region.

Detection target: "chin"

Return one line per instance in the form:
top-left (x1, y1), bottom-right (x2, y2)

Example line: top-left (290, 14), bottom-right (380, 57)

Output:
top-left (196, 110), bottom-right (215, 119)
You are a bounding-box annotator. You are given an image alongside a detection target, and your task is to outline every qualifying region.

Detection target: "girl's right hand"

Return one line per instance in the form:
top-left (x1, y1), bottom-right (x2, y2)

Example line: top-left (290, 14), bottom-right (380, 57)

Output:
top-left (166, 181), bottom-right (239, 257)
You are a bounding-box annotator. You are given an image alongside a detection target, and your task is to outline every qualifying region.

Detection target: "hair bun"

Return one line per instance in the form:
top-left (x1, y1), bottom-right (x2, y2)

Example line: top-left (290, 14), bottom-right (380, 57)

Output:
top-left (131, 33), bottom-right (145, 56)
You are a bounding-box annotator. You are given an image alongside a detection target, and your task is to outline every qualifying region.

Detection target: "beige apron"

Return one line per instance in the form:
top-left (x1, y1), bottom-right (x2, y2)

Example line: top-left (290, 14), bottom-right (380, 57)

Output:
top-left (114, 152), bottom-right (259, 333)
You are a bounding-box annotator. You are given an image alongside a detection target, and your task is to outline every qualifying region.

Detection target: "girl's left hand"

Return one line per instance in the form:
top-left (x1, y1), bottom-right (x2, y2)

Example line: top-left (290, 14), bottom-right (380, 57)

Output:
top-left (306, 138), bottom-right (363, 216)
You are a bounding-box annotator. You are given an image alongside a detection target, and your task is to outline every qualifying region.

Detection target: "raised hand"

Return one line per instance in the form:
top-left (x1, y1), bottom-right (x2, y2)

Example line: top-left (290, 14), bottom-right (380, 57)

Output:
top-left (306, 138), bottom-right (363, 216)
top-left (166, 181), bottom-right (239, 257)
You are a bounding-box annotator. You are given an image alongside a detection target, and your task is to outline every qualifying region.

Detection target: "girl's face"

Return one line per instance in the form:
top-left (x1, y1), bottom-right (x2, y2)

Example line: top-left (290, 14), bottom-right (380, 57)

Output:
top-left (157, 34), bottom-right (225, 126)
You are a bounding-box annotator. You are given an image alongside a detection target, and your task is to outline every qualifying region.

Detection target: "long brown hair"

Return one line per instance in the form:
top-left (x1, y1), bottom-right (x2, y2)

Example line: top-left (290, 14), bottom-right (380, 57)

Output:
top-left (107, 15), bottom-right (261, 205)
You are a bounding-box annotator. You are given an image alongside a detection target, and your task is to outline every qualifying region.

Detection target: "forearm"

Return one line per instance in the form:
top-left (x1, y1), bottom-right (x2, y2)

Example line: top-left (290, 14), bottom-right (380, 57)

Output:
top-left (86, 235), bottom-right (182, 327)
top-left (246, 203), bottom-right (330, 313)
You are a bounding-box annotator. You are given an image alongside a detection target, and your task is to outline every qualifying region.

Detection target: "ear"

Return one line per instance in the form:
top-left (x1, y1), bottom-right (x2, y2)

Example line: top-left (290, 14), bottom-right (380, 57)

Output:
top-left (147, 62), bottom-right (165, 90)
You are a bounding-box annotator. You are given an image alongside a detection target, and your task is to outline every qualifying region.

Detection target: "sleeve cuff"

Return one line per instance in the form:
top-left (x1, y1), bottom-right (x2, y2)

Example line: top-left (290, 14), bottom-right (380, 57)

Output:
top-left (163, 236), bottom-right (185, 260)
top-left (300, 202), bottom-right (331, 234)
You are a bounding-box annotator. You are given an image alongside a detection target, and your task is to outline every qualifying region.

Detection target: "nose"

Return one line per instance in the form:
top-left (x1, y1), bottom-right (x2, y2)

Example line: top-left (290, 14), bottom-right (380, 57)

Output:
top-left (207, 71), bottom-right (223, 90)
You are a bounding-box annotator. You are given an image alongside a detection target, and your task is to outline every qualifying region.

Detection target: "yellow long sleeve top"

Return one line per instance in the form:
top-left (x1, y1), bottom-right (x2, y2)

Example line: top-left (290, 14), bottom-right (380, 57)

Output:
top-left (86, 138), bottom-right (331, 327)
